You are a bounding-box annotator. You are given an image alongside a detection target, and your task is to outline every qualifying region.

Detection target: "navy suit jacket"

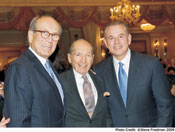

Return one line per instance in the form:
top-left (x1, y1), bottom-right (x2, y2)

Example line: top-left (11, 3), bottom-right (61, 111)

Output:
top-left (94, 51), bottom-right (173, 127)
top-left (4, 49), bottom-right (65, 127)
top-left (0, 96), bottom-right (3, 120)
top-left (59, 69), bottom-right (113, 127)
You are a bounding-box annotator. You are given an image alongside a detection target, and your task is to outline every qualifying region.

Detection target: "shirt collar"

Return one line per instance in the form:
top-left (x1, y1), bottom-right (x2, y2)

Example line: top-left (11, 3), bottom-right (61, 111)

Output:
top-left (29, 47), bottom-right (47, 66)
top-left (113, 49), bottom-right (131, 66)
top-left (73, 69), bottom-right (88, 79)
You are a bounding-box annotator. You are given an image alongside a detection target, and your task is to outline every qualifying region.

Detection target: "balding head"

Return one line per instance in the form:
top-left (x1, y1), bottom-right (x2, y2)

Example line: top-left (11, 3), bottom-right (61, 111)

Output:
top-left (69, 39), bottom-right (94, 55)
top-left (68, 39), bottom-right (94, 74)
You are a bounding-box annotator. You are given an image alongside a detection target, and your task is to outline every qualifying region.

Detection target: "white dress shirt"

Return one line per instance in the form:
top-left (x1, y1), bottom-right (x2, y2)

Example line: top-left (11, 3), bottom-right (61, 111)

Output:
top-left (113, 49), bottom-right (131, 84)
top-left (73, 69), bottom-right (98, 106)
top-left (29, 47), bottom-right (46, 66)
top-left (29, 47), bottom-right (64, 103)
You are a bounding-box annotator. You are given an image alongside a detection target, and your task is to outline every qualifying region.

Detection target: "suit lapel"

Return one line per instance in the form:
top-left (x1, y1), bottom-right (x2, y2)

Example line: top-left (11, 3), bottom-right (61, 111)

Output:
top-left (48, 60), bottom-right (65, 93)
top-left (25, 49), bottom-right (63, 107)
top-left (88, 71), bottom-right (103, 118)
top-left (126, 51), bottom-right (139, 109)
top-left (105, 56), bottom-right (125, 108)
top-left (65, 69), bottom-right (89, 117)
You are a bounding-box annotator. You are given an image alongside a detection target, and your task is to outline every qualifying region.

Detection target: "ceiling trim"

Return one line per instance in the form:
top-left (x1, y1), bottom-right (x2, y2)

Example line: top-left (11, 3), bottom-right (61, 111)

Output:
top-left (0, 0), bottom-right (175, 7)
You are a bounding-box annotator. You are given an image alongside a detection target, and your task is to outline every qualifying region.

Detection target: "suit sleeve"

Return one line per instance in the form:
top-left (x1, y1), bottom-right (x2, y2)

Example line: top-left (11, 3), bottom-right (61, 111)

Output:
top-left (4, 63), bottom-right (32, 127)
top-left (152, 59), bottom-right (173, 127)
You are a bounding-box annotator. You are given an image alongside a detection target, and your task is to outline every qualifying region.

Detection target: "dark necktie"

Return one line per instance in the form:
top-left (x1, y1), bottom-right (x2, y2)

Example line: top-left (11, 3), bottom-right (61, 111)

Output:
top-left (118, 62), bottom-right (128, 106)
top-left (82, 75), bottom-right (95, 117)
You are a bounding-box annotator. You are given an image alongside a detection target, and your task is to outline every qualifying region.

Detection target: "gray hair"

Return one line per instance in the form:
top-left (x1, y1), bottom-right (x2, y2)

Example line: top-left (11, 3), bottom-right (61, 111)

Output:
top-left (104, 21), bottom-right (129, 38)
top-left (29, 15), bottom-right (62, 35)
top-left (69, 39), bottom-right (94, 55)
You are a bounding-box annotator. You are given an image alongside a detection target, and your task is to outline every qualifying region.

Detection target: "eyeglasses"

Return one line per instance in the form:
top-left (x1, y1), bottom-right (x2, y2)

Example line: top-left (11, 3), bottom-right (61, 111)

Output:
top-left (33, 30), bottom-right (60, 41)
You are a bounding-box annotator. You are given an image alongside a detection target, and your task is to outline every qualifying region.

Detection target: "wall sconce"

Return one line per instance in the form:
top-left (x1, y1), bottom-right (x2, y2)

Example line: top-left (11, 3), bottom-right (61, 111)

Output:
top-left (140, 23), bottom-right (155, 32)
top-left (101, 48), bottom-right (106, 59)
top-left (154, 40), bottom-right (159, 57)
top-left (163, 39), bottom-right (167, 59)
top-left (100, 37), bottom-right (104, 43)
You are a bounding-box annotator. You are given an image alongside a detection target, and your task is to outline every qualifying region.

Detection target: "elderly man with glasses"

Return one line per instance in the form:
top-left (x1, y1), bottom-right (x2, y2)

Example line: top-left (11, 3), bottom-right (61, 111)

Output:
top-left (3, 15), bottom-right (64, 127)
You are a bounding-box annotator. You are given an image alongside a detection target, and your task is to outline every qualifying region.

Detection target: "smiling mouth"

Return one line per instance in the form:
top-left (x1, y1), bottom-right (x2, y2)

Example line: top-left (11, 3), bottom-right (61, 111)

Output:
top-left (44, 45), bottom-right (52, 49)
top-left (114, 45), bottom-right (122, 50)
top-left (78, 64), bottom-right (87, 68)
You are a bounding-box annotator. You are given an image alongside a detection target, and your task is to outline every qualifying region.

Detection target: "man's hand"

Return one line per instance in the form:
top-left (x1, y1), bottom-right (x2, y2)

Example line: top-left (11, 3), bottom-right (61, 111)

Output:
top-left (0, 117), bottom-right (10, 128)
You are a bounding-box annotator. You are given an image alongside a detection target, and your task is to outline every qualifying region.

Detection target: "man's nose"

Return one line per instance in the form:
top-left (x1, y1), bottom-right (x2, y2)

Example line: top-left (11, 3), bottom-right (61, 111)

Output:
top-left (114, 37), bottom-right (119, 43)
top-left (81, 56), bottom-right (86, 63)
top-left (47, 35), bottom-right (53, 42)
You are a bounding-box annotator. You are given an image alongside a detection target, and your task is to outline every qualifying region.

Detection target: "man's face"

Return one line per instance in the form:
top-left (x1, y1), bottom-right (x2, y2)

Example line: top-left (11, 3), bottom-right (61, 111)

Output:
top-left (104, 25), bottom-right (131, 60)
top-left (68, 40), bottom-right (94, 74)
top-left (28, 17), bottom-right (61, 59)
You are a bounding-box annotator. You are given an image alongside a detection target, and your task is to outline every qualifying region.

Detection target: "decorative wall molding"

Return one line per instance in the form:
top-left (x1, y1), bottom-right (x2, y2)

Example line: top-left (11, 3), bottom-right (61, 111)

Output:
top-left (0, 0), bottom-right (175, 7)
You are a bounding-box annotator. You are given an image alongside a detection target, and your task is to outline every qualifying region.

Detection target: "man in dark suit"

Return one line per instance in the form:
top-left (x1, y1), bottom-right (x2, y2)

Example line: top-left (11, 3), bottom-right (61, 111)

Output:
top-left (4, 15), bottom-right (64, 127)
top-left (59, 39), bottom-right (112, 127)
top-left (0, 95), bottom-right (3, 120)
top-left (94, 21), bottom-right (173, 127)
top-left (0, 82), bottom-right (4, 120)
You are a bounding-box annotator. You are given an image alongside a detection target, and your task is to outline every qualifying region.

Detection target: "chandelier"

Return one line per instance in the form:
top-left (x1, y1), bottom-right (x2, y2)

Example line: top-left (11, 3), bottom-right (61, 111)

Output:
top-left (140, 23), bottom-right (156, 32)
top-left (110, 0), bottom-right (141, 25)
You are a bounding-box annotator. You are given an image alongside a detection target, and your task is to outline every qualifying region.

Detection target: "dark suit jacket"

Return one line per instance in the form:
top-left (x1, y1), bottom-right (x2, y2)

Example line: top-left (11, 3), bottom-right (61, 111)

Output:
top-left (59, 69), bottom-right (113, 127)
top-left (4, 49), bottom-right (65, 127)
top-left (94, 51), bottom-right (173, 127)
top-left (0, 96), bottom-right (3, 120)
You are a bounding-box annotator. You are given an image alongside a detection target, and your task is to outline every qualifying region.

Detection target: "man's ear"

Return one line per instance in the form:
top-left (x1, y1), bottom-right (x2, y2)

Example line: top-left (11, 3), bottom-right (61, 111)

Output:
top-left (67, 53), bottom-right (72, 64)
top-left (128, 33), bottom-right (132, 46)
top-left (28, 30), bottom-right (34, 44)
top-left (92, 54), bottom-right (95, 62)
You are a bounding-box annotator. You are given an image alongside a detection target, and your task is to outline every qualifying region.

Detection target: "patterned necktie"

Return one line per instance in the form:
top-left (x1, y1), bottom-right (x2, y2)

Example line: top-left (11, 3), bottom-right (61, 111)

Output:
top-left (45, 60), bottom-right (55, 82)
top-left (82, 75), bottom-right (95, 118)
top-left (118, 62), bottom-right (128, 106)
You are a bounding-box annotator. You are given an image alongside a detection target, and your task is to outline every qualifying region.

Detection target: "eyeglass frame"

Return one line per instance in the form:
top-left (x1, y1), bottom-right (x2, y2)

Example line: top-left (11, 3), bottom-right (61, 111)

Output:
top-left (33, 30), bottom-right (60, 41)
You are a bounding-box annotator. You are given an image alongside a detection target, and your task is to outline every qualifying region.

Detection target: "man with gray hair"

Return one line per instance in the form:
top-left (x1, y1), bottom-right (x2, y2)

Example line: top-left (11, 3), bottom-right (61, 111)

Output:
top-left (4, 15), bottom-right (64, 127)
top-left (94, 21), bottom-right (173, 127)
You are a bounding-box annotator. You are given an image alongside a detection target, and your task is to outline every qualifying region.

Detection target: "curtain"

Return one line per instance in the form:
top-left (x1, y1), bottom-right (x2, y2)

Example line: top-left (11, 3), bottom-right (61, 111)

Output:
top-left (82, 20), bottom-right (101, 64)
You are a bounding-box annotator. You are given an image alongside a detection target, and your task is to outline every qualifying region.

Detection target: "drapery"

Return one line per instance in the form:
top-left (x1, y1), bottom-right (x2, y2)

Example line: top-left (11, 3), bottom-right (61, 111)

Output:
top-left (0, 7), bottom-right (109, 63)
top-left (0, 7), bottom-right (111, 30)
top-left (0, 6), bottom-right (174, 63)
top-left (82, 20), bottom-right (101, 64)
top-left (0, 6), bottom-right (174, 30)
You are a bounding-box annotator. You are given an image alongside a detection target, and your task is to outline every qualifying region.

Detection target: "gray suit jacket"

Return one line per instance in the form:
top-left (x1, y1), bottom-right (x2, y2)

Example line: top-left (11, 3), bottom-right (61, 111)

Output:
top-left (4, 49), bottom-right (65, 127)
top-left (94, 50), bottom-right (173, 127)
top-left (59, 69), bottom-right (113, 127)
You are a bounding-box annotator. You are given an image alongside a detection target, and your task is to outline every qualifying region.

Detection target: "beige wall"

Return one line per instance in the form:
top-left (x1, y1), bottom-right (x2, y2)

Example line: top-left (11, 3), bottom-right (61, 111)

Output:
top-left (0, 30), bottom-right (27, 45)
top-left (167, 25), bottom-right (175, 64)
top-left (0, 30), bottom-right (28, 70)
